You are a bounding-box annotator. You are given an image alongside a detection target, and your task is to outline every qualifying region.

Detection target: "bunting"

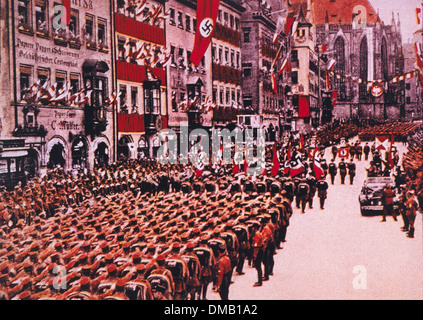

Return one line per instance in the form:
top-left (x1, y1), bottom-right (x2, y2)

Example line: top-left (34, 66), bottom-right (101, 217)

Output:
top-left (325, 69), bottom-right (421, 88)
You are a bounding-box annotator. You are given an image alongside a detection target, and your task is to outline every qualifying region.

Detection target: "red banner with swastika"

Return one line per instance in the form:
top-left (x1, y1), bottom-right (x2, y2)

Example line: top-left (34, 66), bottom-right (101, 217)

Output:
top-left (190, 0), bottom-right (220, 66)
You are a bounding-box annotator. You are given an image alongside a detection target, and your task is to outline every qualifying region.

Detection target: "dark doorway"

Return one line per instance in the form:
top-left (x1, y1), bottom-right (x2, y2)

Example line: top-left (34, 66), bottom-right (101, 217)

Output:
top-left (95, 142), bottom-right (109, 167)
top-left (47, 143), bottom-right (66, 169)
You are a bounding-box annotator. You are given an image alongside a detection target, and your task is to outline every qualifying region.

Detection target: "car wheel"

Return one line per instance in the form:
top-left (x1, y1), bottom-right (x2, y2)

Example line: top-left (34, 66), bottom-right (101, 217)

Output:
top-left (360, 208), bottom-right (369, 216)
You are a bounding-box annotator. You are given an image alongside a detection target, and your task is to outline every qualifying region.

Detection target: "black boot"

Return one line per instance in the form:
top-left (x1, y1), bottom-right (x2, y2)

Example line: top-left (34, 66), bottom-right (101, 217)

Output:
top-left (407, 227), bottom-right (415, 238)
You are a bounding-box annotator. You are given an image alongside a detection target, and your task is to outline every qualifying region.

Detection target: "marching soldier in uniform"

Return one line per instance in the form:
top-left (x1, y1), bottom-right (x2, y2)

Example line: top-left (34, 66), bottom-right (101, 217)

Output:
top-left (328, 159), bottom-right (337, 185)
top-left (320, 158), bottom-right (328, 176)
top-left (316, 177), bottom-right (329, 210)
top-left (167, 242), bottom-right (189, 300)
top-left (356, 142), bottom-right (363, 161)
top-left (397, 188), bottom-right (409, 233)
top-left (215, 242), bottom-right (232, 300)
top-left (249, 221), bottom-right (264, 287)
top-left (194, 235), bottom-right (215, 300)
top-left (293, 176), bottom-right (302, 209)
top-left (232, 222), bottom-right (250, 276)
top-left (405, 191), bottom-right (418, 238)
top-left (260, 215), bottom-right (275, 281)
top-left (347, 159), bottom-right (356, 185)
top-left (297, 179), bottom-right (310, 214)
top-left (331, 144), bottom-right (338, 160)
top-left (306, 173), bottom-right (317, 209)
top-left (181, 242), bottom-right (201, 300)
top-left (221, 222), bottom-right (239, 283)
top-left (349, 143), bottom-right (356, 160)
top-left (282, 178), bottom-right (295, 203)
top-left (338, 158), bottom-right (347, 185)
top-left (363, 142), bottom-right (370, 161)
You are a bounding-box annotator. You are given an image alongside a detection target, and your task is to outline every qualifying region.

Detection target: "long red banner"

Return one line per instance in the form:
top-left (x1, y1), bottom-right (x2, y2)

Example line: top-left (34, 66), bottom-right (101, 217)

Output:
top-left (190, 0), bottom-right (220, 66)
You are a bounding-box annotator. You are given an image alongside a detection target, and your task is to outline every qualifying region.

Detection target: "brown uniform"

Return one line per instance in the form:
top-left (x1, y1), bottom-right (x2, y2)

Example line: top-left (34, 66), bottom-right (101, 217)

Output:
top-left (216, 253), bottom-right (232, 300)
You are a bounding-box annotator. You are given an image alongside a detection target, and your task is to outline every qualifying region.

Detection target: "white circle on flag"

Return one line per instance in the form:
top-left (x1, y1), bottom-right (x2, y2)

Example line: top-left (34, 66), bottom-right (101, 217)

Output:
top-left (371, 85), bottom-right (383, 97)
top-left (199, 18), bottom-right (214, 38)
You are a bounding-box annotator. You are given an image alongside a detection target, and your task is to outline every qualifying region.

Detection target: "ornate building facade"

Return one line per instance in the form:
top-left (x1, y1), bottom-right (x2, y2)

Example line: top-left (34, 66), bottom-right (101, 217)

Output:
top-left (114, 0), bottom-right (168, 160)
top-left (309, 0), bottom-right (405, 122)
top-left (1, 0), bottom-right (115, 187)
top-left (166, 0), bottom-right (213, 142)
top-left (240, 0), bottom-right (289, 138)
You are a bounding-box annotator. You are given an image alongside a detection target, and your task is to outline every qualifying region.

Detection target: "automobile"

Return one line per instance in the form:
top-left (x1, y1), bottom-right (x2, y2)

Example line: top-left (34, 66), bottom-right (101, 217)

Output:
top-left (359, 176), bottom-right (397, 216)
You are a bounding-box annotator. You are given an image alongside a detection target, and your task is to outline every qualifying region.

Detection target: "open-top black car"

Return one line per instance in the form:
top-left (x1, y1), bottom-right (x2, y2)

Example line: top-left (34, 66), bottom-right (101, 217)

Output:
top-left (359, 177), bottom-right (397, 216)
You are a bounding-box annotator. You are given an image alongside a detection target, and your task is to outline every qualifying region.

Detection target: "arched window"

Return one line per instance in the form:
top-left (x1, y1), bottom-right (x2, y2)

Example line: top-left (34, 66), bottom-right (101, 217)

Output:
top-left (359, 37), bottom-right (368, 100)
top-left (381, 38), bottom-right (389, 80)
top-left (334, 37), bottom-right (347, 100)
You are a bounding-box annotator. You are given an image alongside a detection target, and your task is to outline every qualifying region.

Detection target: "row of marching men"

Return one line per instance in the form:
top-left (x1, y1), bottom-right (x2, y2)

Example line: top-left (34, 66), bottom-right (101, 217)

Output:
top-left (0, 180), bottom-right (293, 300)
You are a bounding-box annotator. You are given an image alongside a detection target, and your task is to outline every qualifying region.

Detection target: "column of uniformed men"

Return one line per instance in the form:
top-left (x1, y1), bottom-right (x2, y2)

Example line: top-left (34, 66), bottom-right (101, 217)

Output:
top-left (1, 121), bottom-right (421, 300)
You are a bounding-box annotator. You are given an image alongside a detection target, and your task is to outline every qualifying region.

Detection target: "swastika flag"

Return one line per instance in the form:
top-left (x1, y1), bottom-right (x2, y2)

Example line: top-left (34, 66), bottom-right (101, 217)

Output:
top-left (338, 147), bottom-right (350, 159)
top-left (190, 0), bottom-right (220, 66)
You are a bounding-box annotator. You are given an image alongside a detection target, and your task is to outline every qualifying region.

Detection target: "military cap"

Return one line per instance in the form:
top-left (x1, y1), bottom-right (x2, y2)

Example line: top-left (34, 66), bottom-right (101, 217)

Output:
top-left (80, 276), bottom-right (90, 287)
top-left (0, 263), bottom-right (8, 274)
top-left (156, 254), bottom-right (166, 262)
top-left (19, 290), bottom-right (31, 300)
top-left (136, 264), bottom-right (146, 273)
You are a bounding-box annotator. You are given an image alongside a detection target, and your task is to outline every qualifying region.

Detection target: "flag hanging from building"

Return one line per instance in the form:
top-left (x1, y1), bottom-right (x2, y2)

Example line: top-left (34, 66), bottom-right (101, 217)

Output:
top-left (285, 16), bottom-right (296, 35)
top-left (273, 15), bottom-right (285, 43)
top-left (325, 73), bottom-right (331, 90)
top-left (278, 56), bottom-right (291, 75)
top-left (271, 72), bottom-right (277, 93)
top-left (271, 142), bottom-right (280, 176)
top-left (63, 0), bottom-right (71, 25)
top-left (190, 0), bottom-right (220, 66)
top-left (327, 59), bottom-right (336, 71)
top-left (331, 91), bottom-right (338, 108)
top-left (414, 43), bottom-right (423, 71)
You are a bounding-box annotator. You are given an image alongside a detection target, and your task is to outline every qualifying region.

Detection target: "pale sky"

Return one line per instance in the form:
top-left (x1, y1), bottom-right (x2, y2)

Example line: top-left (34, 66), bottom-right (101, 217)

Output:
top-left (369, 0), bottom-right (422, 43)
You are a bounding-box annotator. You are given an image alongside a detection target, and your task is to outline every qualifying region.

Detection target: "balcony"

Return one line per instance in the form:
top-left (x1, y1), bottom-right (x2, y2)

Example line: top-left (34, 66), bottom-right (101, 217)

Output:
top-left (212, 63), bottom-right (241, 86)
top-left (12, 125), bottom-right (48, 138)
top-left (213, 23), bottom-right (241, 47)
top-left (114, 13), bottom-right (165, 45)
top-left (118, 113), bottom-right (145, 133)
top-left (116, 60), bottom-right (166, 85)
top-left (53, 28), bottom-right (68, 46)
top-left (261, 43), bottom-right (279, 60)
top-left (212, 106), bottom-right (240, 122)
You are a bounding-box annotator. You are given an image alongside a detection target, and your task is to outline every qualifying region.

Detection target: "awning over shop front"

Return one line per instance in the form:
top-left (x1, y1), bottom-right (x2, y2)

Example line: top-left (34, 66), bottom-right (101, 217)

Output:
top-left (0, 150), bottom-right (28, 158)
